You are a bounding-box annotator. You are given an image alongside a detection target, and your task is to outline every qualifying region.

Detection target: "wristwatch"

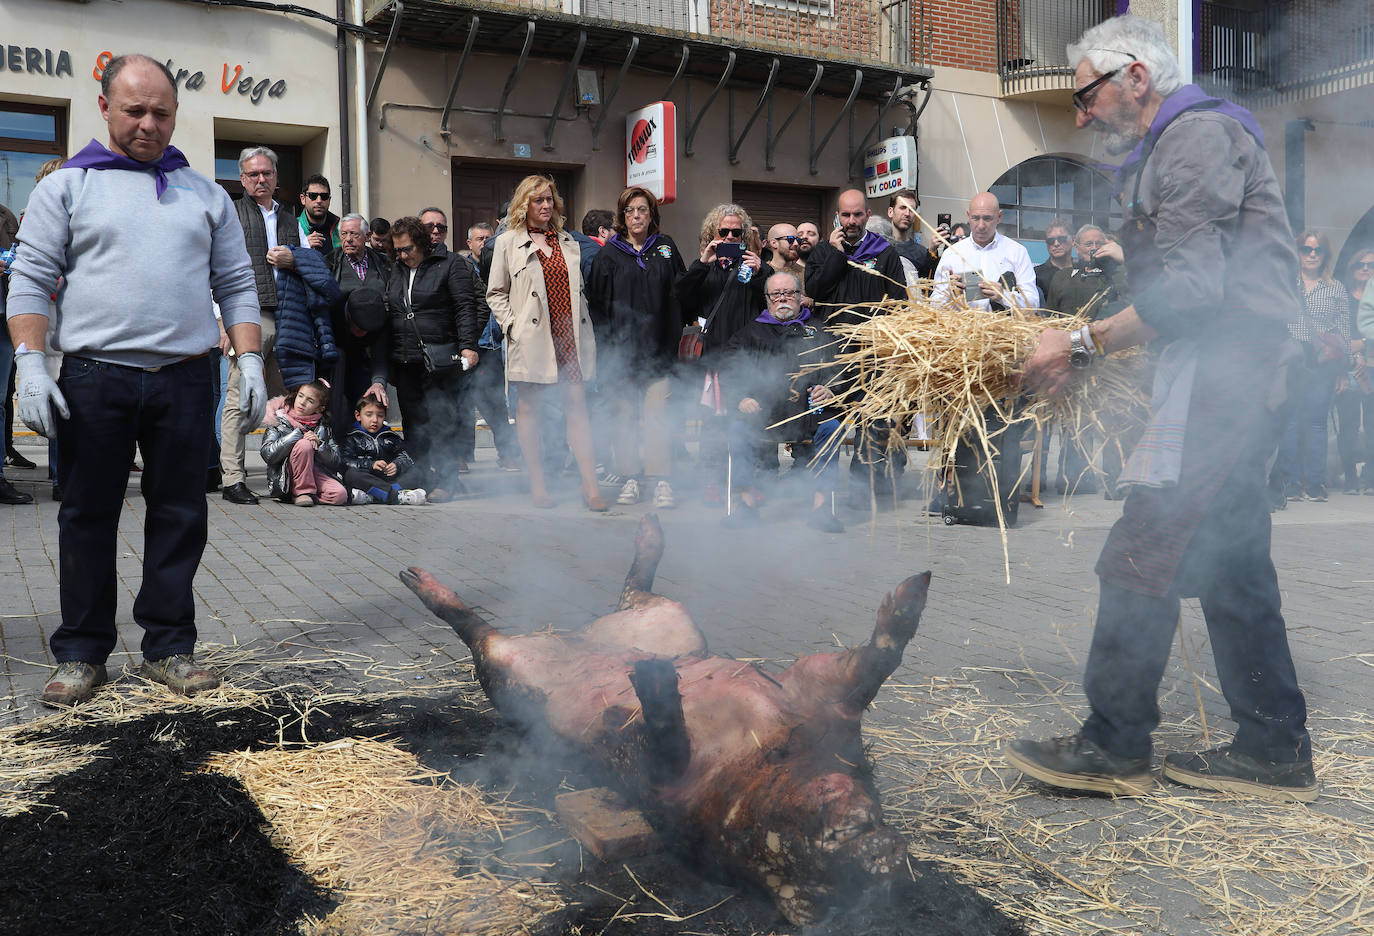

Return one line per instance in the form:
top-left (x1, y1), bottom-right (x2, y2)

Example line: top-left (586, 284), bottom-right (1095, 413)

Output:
top-left (1068, 327), bottom-right (1094, 369)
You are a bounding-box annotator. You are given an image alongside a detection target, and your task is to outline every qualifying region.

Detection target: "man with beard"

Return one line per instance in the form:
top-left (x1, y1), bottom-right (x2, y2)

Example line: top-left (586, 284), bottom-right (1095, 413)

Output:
top-left (1007, 15), bottom-right (1315, 802)
top-left (887, 190), bottom-right (936, 279)
top-left (297, 174), bottom-right (341, 252)
top-left (794, 221), bottom-right (821, 263)
top-left (805, 189), bottom-right (907, 508)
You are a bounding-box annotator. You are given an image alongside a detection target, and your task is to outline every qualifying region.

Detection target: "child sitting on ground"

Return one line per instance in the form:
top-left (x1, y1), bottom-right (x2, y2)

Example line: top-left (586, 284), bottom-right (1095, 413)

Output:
top-left (340, 393), bottom-right (427, 505)
top-left (261, 380), bottom-right (350, 506)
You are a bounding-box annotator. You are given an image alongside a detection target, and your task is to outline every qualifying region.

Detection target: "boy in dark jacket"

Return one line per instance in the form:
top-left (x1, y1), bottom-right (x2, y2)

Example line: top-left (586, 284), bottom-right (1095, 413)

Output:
top-left (340, 394), bottom-right (427, 505)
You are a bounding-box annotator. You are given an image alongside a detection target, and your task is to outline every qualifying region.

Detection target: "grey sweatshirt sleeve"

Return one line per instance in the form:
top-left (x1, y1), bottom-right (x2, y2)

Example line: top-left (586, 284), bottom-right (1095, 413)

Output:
top-left (5, 174), bottom-right (68, 323)
top-left (207, 188), bottom-right (259, 330)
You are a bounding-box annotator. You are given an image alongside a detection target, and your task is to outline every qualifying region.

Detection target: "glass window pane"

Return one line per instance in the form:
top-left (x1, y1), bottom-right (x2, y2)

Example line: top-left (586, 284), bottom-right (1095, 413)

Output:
top-left (215, 157), bottom-right (241, 182)
top-left (1057, 160), bottom-right (1095, 213)
top-left (0, 110), bottom-right (57, 143)
top-left (1018, 158), bottom-right (1056, 208)
top-left (0, 150), bottom-right (55, 214)
top-left (997, 207), bottom-right (1019, 240)
top-left (990, 166), bottom-right (1017, 208)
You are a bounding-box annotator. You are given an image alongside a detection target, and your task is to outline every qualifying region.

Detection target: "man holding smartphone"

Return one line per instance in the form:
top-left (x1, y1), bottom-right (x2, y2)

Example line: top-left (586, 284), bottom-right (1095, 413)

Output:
top-left (931, 192), bottom-right (1039, 311)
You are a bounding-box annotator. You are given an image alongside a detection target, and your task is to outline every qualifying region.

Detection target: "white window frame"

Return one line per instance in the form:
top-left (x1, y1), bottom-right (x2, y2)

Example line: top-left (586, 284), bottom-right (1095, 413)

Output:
top-left (749, 0), bottom-right (835, 17)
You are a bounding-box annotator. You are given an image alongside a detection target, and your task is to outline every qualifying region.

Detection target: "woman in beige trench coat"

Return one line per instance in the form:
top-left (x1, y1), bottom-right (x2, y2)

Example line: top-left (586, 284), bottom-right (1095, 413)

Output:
top-left (487, 175), bottom-right (605, 510)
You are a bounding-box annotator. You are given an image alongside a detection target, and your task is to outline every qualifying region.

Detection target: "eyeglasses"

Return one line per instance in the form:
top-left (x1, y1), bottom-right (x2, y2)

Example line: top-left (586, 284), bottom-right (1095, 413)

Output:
top-left (1073, 53), bottom-right (1136, 113)
top-left (395, 244), bottom-right (417, 256)
top-left (718, 228), bottom-right (744, 239)
top-left (1355, 261), bottom-right (1374, 271)
top-left (766, 289), bottom-right (801, 300)
top-left (242, 170), bottom-right (276, 180)
top-left (1046, 235), bottom-right (1070, 245)
top-left (774, 235), bottom-right (798, 244)
top-left (624, 206), bottom-right (652, 216)
top-left (304, 191), bottom-right (330, 201)
top-left (1299, 245), bottom-right (1324, 256)
top-left (424, 222), bottom-right (449, 233)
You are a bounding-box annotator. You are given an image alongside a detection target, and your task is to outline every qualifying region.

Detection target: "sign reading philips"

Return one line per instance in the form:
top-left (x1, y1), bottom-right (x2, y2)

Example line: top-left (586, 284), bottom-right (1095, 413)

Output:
top-left (625, 102), bottom-right (677, 204)
top-left (863, 136), bottom-right (918, 199)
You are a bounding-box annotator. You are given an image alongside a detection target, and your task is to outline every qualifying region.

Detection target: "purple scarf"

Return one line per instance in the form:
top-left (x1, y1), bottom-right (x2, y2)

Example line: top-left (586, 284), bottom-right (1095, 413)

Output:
top-left (608, 232), bottom-right (661, 270)
top-left (1114, 85), bottom-right (1265, 196)
top-left (65, 138), bottom-right (190, 200)
top-left (755, 305), bottom-right (813, 326)
top-left (844, 230), bottom-right (890, 263)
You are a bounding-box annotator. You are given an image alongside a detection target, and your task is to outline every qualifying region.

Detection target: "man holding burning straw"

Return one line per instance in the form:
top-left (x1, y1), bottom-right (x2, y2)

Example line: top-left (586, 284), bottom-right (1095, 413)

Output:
top-left (1006, 16), bottom-right (1316, 802)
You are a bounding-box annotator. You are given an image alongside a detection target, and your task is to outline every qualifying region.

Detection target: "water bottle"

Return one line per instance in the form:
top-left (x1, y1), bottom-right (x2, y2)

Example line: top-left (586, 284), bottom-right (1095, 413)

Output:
top-left (736, 262), bottom-right (753, 284)
top-left (0, 246), bottom-right (15, 269)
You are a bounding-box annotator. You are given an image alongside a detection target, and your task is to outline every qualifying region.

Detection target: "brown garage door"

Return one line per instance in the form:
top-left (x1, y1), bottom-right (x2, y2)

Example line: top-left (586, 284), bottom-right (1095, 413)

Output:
top-left (451, 163), bottom-right (576, 242)
top-left (730, 182), bottom-right (828, 237)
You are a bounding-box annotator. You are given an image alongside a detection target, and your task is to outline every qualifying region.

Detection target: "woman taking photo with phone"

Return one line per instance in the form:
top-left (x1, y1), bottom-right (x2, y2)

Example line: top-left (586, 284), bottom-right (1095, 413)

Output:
top-left (486, 175), bottom-right (603, 510)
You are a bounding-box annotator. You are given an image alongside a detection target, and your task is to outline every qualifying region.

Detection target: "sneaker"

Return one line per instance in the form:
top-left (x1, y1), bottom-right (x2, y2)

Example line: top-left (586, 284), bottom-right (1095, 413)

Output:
top-left (721, 502), bottom-right (761, 529)
top-left (349, 488), bottom-right (371, 505)
top-left (40, 662), bottom-right (108, 707)
top-left (0, 479), bottom-right (34, 505)
top-left (398, 488), bottom-right (427, 505)
top-left (1005, 734), bottom-right (1153, 796)
top-left (806, 504), bottom-right (845, 533)
top-left (1283, 484), bottom-right (1306, 502)
top-left (617, 477), bottom-right (641, 505)
top-left (652, 480), bottom-right (676, 509)
top-left (1161, 746), bottom-right (1318, 803)
top-left (1304, 484), bottom-right (1328, 502)
top-left (140, 654), bottom-right (220, 695)
top-left (498, 456), bottom-right (522, 472)
top-left (5, 448), bottom-right (37, 470)
top-left (294, 494), bottom-right (315, 507)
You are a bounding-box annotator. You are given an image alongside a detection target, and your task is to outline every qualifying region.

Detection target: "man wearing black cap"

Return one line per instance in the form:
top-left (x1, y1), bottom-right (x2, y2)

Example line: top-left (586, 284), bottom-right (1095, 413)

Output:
top-left (327, 213), bottom-right (390, 438)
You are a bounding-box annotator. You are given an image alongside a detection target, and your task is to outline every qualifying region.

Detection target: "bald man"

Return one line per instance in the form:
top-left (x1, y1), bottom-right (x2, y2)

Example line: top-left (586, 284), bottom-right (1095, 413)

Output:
top-left (766, 222), bottom-right (807, 291)
top-left (932, 192), bottom-right (1039, 310)
top-left (804, 188), bottom-right (908, 508)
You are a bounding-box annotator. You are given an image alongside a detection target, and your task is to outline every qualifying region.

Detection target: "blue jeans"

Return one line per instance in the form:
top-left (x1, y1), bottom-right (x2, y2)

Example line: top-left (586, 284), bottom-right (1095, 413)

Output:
top-left (0, 322), bottom-right (11, 480)
top-left (1276, 363), bottom-right (1336, 492)
top-left (51, 355), bottom-right (214, 664)
top-left (727, 417), bottom-right (843, 493)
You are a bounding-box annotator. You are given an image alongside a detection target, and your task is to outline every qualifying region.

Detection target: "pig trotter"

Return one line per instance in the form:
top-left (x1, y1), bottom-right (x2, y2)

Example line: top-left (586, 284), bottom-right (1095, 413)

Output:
top-left (840, 572), bottom-right (932, 715)
top-left (399, 567), bottom-right (498, 652)
top-left (628, 658), bottom-right (691, 785)
top-left (619, 514), bottom-right (667, 611)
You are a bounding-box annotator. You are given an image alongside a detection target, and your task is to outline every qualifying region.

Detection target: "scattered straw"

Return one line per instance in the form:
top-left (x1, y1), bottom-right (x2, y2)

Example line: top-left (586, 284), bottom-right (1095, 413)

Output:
top-left (206, 738), bottom-right (564, 936)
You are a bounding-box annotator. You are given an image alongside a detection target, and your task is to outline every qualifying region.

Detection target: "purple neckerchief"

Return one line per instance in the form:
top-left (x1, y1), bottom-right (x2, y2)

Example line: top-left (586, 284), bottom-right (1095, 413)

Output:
top-left (607, 232), bottom-right (660, 270)
top-left (755, 306), bottom-right (813, 326)
top-left (844, 230), bottom-right (889, 263)
top-left (65, 139), bottom-right (190, 200)
top-left (1113, 85), bottom-right (1265, 196)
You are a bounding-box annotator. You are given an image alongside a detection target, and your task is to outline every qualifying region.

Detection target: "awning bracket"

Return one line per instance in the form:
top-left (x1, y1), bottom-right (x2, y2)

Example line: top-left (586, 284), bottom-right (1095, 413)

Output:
top-left (494, 20), bottom-right (536, 142)
top-left (848, 77), bottom-right (905, 179)
top-left (728, 57), bottom-right (779, 165)
top-left (439, 14), bottom-right (480, 136)
top-left (591, 36), bottom-right (639, 151)
top-left (810, 68), bottom-right (862, 175)
top-left (364, 0), bottom-right (404, 116)
top-left (766, 63), bottom-right (822, 170)
top-left (545, 29), bottom-right (587, 150)
top-left (663, 44), bottom-right (691, 102)
top-left (684, 50), bottom-right (736, 157)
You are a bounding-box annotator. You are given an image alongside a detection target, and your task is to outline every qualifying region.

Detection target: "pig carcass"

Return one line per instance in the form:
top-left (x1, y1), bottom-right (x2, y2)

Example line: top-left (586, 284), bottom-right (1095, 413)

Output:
top-left (400, 515), bottom-right (930, 926)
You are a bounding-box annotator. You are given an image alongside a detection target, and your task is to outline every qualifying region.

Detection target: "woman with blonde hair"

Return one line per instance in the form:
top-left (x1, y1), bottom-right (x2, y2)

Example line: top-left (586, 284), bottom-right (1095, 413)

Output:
top-left (486, 175), bottom-right (604, 510)
top-left (1273, 229), bottom-right (1350, 502)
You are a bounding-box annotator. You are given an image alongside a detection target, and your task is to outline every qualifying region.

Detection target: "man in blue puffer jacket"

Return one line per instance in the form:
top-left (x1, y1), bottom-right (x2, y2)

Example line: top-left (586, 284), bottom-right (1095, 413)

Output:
top-left (274, 244), bottom-right (341, 389)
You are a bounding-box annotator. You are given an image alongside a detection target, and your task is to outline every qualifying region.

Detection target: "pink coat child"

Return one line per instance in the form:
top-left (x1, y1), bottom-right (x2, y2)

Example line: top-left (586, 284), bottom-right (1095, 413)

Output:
top-left (259, 380), bottom-right (349, 506)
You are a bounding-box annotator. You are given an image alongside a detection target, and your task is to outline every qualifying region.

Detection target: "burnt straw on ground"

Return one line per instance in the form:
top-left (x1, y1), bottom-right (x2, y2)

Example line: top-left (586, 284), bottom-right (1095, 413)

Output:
top-left (4, 691), bottom-right (1024, 936)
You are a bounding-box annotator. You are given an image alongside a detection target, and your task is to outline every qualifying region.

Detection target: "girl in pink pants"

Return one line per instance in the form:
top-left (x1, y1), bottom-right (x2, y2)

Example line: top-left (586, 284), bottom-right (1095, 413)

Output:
top-left (260, 380), bottom-right (348, 506)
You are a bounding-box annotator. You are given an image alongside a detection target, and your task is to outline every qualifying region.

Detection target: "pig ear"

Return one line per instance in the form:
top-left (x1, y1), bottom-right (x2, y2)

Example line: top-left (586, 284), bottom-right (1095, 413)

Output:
top-left (838, 571), bottom-right (932, 715)
top-left (628, 659), bottom-right (691, 784)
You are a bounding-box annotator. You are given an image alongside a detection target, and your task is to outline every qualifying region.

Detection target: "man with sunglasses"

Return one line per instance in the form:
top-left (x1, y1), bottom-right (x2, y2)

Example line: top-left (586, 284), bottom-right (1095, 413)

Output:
top-left (419, 207), bottom-right (450, 257)
top-left (765, 223), bottom-right (807, 288)
top-left (297, 174), bottom-right (341, 252)
top-left (1010, 15), bottom-right (1315, 803)
top-left (1034, 219), bottom-right (1075, 305)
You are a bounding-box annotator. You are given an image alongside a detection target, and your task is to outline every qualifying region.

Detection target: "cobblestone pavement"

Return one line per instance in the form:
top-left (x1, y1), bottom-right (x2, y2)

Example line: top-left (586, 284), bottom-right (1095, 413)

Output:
top-left (3, 437), bottom-right (1371, 935)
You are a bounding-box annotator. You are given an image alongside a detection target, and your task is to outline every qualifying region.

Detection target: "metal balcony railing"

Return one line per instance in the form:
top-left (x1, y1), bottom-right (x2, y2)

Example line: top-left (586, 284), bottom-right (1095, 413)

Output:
top-left (456, 0), bottom-right (929, 70)
top-left (1198, 1), bottom-right (1374, 106)
top-left (995, 0), bottom-right (1114, 95)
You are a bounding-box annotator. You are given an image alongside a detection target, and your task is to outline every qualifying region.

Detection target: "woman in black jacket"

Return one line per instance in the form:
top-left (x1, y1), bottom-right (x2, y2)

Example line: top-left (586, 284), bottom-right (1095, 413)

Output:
top-left (674, 203), bottom-right (767, 503)
top-left (585, 187), bottom-right (688, 507)
top-left (365, 216), bottom-right (484, 501)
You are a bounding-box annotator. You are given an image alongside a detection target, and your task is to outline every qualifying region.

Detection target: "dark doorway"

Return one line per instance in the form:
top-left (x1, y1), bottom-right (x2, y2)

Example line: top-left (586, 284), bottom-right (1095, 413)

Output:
top-left (450, 163), bottom-right (576, 242)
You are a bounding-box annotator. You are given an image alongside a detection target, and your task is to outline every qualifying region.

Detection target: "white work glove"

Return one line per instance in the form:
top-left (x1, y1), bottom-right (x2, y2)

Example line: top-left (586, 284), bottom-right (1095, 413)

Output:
top-left (237, 351), bottom-right (268, 434)
top-left (15, 350), bottom-right (68, 439)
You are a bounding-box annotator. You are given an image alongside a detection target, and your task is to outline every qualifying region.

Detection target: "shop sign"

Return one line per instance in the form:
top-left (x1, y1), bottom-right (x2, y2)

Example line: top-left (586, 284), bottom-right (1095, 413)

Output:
top-left (863, 135), bottom-right (918, 198)
top-left (2, 43), bottom-right (287, 105)
top-left (625, 102), bottom-right (676, 205)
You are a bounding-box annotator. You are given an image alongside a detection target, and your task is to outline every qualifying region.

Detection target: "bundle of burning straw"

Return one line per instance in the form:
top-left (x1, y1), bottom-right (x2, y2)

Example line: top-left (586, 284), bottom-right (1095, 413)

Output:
top-left (799, 289), bottom-right (1153, 502)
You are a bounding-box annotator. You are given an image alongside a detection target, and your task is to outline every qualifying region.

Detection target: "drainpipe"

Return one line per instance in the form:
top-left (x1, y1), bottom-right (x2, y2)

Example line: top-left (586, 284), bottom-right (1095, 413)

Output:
top-left (336, 0), bottom-right (353, 214)
top-left (1177, 0), bottom-right (1194, 83)
top-left (353, 0), bottom-right (371, 219)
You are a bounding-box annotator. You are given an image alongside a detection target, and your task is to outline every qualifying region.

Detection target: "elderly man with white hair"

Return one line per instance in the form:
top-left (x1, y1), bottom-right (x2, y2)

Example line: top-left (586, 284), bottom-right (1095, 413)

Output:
top-left (1006, 15), bottom-right (1315, 803)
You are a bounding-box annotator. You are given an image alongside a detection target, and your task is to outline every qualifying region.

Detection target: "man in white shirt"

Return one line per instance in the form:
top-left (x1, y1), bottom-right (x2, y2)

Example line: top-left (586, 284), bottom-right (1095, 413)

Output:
top-left (932, 193), bottom-right (1040, 310)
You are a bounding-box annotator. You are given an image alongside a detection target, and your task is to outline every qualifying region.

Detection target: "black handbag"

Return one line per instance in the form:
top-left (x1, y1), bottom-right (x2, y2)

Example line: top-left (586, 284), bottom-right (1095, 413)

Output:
top-left (402, 267), bottom-right (464, 374)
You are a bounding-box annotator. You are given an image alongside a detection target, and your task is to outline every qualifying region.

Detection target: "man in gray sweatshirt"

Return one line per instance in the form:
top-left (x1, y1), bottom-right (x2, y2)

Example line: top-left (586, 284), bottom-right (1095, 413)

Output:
top-left (6, 54), bottom-right (266, 707)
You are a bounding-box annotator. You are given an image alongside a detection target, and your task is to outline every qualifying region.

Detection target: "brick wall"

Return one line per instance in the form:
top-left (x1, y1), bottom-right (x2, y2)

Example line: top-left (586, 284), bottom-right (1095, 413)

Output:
top-left (924, 0), bottom-right (999, 72)
top-left (712, 0), bottom-right (883, 60)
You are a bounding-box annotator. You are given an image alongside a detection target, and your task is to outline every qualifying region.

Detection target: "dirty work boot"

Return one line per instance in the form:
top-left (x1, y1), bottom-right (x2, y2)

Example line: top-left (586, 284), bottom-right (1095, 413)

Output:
top-left (1162, 746), bottom-right (1318, 803)
top-left (1005, 734), bottom-right (1153, 796)
top-left (40, 662), bottom-right (109, 707)
top-left (140, 654), bottom-right (220, 695)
